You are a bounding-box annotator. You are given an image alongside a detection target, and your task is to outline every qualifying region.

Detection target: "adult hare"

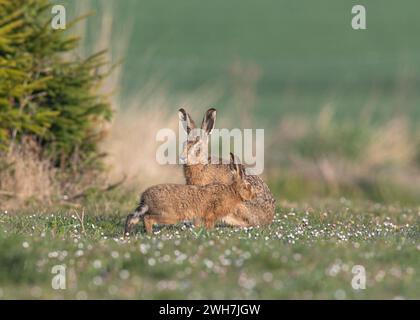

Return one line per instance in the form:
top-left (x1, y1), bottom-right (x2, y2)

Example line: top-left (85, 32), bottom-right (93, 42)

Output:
top-left (178, 108), bottom-right (275, 227)
top-left (124, 153), bottom-right (255, 235)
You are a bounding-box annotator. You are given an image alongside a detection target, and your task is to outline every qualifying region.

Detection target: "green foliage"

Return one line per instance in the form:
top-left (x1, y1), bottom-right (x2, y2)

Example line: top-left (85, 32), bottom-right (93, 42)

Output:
top-left (0, 0), bottom-right (112, 168)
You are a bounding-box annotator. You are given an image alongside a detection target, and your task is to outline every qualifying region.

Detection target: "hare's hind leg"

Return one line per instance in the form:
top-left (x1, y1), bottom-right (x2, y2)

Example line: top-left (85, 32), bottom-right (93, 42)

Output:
top-left (144, 214), bottom-right (180, 234)
top-left (124, 203), bottom-right (149, 237)
top-left (143, 215), bottom-right (156, 234)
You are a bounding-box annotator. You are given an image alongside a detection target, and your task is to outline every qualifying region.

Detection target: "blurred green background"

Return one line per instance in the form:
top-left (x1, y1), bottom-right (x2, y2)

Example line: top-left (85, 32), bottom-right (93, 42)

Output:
top-left (49, 0), bottom-right (420, 204)
top-left (68, 0), bottom-right (420, 123)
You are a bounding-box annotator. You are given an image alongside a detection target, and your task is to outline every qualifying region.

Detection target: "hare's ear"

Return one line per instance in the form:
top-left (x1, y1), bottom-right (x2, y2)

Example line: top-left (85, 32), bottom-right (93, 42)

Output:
top-left (230, 152), bottom-right (243, 179)
top-left (201, 108), bottom-right (216, 135)
top-left (179, 108), bottom-right (196, 134)
top-left (229, 152), bottom-right (235, 166)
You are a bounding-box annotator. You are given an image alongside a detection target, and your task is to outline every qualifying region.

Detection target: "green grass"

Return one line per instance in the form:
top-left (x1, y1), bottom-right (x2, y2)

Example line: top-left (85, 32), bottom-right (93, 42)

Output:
top-left (0, 194), bottom-right (418, 299)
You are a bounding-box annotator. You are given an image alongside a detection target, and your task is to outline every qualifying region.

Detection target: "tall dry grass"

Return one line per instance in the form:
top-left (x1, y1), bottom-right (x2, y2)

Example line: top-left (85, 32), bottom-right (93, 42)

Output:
top-left (76, 1), bottom-right (224, 190)
top-left (0, 139), bottom-right (56, 206)
top-left (267, 107), bottom-right (420, 203)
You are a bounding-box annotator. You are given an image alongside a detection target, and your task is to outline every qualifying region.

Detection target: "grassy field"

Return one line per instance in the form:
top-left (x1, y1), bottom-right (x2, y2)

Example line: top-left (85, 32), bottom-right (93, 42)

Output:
top-left (0, 193), bottom-right (418, 299)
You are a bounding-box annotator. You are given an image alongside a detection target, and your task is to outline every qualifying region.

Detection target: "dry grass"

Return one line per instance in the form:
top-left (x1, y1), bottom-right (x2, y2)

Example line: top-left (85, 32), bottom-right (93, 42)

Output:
top-left (0, 140), bottom-right (56, 208)
top-left (267, 107), bottom-right (420, 202)
top-left (365, 117), bottom-right (416, 168)
top-left (100, 96), bottom-right (184, 188)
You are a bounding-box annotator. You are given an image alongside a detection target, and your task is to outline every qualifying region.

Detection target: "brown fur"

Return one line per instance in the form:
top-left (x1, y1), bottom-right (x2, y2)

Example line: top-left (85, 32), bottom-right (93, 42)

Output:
top-left (184, 163), bottom-right (275, 226)
top-left (180, 108), bottom-right (276, 227)
top-left (124, 154), bottom-right (254, 235)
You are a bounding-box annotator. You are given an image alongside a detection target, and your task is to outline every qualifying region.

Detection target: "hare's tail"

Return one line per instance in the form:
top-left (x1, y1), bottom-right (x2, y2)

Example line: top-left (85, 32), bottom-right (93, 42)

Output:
top-left (134, 201), bottom-right (149, 218)
top-left (124, 202), bottom-right (149, 237)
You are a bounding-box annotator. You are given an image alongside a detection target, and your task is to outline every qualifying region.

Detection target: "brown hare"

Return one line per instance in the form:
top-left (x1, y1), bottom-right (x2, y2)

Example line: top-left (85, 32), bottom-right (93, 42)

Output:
top-left (124, 153), bottom-right (255, 236)
top-left (178, 108), bottom-right (276, 227)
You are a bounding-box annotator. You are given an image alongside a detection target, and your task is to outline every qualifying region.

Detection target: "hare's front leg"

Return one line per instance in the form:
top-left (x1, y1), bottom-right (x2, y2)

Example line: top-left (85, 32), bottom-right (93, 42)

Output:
top-left (192, 217), bottom-right (203, 229)
top-left (203, 215), bottom-right (216, 230)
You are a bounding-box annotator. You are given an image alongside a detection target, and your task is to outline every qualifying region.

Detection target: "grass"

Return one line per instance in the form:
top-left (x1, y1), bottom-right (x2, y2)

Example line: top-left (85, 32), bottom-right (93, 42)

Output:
top-left (0, 193), bottom-right (418, 299)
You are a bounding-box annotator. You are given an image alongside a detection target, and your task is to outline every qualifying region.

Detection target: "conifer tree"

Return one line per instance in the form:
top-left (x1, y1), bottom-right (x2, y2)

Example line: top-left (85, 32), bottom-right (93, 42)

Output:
top-left (0, 0), bottom-right (112, 169)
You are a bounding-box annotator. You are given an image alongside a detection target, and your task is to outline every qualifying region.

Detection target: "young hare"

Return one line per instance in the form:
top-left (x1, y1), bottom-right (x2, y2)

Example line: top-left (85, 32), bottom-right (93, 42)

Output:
top-left (124, 153), bottom-right (255, 236)
top-left (178, 108), bottom-right (276, 227)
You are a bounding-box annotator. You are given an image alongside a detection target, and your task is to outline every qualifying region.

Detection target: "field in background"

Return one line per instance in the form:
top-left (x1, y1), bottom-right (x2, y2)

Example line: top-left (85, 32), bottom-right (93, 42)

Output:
top-left (0, 194), bottom-right (419, 299)
top-left (72, 0), bottom-right (420, 123)
top-left (64, 0), bottom-right (420, 205)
